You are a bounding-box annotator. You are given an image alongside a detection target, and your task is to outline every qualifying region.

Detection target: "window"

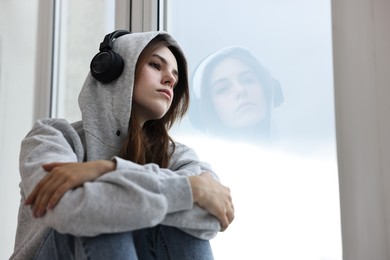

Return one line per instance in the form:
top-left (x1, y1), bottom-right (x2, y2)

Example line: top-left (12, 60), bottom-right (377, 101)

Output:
top-left (164, 1), bottom-right (341, 259)
top-left (52, 0), bottom-right (115, 121)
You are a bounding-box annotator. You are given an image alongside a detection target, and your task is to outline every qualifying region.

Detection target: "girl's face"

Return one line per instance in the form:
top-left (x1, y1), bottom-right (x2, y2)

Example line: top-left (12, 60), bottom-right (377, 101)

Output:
top-left (132, 46), bottom-right (178, 126)
top-left (210, 58), bottom-right (267, 129)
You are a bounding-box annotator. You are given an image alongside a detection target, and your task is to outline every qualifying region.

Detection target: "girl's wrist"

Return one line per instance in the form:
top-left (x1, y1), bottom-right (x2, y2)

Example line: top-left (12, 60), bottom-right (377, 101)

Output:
top-left (188, 176), bottom-right (203, 204)
top-left (104, 160), bottom-right (116, 172)
top-left (94, 160), bottom-right (116, 174)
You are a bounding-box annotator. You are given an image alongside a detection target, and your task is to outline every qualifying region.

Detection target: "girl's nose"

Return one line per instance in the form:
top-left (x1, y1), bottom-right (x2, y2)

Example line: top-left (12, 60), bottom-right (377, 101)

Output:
top-left (162, 71), bottom-right (176, 88)
top-left (233, 82), bottom-right (247, 98)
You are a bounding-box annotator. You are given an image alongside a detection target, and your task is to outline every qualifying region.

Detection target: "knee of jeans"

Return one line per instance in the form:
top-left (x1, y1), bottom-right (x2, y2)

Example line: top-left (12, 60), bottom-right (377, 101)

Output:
top-left (77, 231), bottom-right (137, 259)
top-left (33, 229), bottom-right (75, 260)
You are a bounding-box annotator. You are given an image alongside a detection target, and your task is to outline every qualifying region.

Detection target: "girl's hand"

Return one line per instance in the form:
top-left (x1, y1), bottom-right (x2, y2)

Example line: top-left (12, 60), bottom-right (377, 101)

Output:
top-left (189, 173), bottom-right (235, 231)
top-left (25, 160), bottom-right (116, 217)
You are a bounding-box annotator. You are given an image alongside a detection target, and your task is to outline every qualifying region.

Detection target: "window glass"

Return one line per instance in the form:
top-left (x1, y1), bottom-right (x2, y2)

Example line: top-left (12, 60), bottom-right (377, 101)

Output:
top-left (0, 1), bottom-right (38, 258)
top-left (165, 1), bottom-right (341, 259)
top-left (54, 0), bottom-right (115, 121)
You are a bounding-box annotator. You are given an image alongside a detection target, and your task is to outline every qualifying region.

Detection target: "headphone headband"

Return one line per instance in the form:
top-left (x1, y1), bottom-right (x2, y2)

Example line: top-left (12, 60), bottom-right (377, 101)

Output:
top-left (99, 30), bottom-right (131, 51)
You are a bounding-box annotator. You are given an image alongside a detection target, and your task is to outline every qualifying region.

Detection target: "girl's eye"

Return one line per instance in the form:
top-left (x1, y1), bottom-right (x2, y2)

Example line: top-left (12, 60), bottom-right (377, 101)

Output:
top-left (213, 81), bottom-right (232, 95)
top-left (239, 72), bottom-right (258, 85)
top-left (149, 62), bottom-right (161, 70)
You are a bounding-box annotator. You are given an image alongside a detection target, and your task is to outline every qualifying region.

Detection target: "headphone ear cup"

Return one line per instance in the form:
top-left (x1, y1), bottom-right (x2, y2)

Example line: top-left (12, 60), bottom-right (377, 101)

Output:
top-left (272, 79), bottom-right (284, 107)
top-left (188, 91), bottom-right (210, 132)
top-left (90, 49), bottom-right (124, 84)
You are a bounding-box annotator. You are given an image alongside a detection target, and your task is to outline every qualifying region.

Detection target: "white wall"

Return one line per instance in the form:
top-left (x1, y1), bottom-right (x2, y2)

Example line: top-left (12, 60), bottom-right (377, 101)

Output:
top-left (0, 1), bottom-right (38, 259)
top-left (332, 0), bottom-right (390, 259)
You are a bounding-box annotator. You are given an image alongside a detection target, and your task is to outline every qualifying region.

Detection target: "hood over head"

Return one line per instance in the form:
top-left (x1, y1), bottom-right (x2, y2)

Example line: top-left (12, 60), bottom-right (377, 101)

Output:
top-left (78, 31), bottom-right (187, 160)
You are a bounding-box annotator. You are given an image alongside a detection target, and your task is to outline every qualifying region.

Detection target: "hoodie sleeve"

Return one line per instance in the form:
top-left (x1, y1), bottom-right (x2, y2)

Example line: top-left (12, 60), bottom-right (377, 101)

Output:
top-left (20, 119), bottom-right (219, 239)
top-left (113, 143), bottom-right (222, 239)
top-left (20, 119), bottom-right (84, 199)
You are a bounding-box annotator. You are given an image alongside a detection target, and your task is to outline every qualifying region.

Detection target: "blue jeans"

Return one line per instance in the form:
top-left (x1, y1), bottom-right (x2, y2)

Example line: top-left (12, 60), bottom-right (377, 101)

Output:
top-left (34, 225), bottom-right (214, 260)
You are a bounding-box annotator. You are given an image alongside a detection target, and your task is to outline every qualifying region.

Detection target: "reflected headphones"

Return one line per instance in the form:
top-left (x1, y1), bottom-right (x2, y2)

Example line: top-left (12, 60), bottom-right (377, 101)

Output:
top-left (90, 30), bottom-right (131, 83)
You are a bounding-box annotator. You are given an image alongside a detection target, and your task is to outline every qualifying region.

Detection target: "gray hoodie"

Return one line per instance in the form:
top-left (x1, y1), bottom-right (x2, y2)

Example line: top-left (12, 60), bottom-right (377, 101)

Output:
top-left (11, 31), bottom-right (220, 260)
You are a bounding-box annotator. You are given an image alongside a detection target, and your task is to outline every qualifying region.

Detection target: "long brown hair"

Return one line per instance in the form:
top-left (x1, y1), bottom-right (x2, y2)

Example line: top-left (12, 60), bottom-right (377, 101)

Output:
top-left (119, 35), bottom-right (189, 167)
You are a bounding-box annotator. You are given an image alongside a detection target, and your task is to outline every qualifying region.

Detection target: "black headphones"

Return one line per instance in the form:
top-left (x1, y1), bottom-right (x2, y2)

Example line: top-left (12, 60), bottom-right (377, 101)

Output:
top-left (90, 30), bottom-right (131, 83)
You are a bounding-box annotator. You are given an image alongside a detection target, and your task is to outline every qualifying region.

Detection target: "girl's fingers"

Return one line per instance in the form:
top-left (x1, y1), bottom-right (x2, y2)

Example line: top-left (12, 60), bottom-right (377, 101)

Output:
top-left (47, 182), bottom-right (72, 209)
top-left (219, 215), bottom-right (229, 232)
top-left (32, 174), bottom-right (63, 217)
top-left (25, 188), bottom-right (38, 205)
top-left (31, 172), bottom-right (78, 217)
top-left (42, 162), bottom-right (67, 171)
top-left (25, 163), bottom-right (64, 205)
top-left (25, 174), bottom-right (51, 205)
top-left (27, 161), bottom-right (108, 217)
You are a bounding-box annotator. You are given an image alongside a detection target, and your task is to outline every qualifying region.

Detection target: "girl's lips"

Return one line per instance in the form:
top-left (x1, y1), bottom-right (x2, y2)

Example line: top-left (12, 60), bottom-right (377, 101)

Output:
top-left (157, 89), bottom-right (172, 100)
top-left (235, 101), bottom-right (255, 112)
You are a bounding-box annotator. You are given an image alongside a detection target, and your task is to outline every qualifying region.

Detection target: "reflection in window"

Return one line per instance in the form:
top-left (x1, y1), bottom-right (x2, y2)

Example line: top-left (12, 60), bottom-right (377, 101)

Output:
top-left (166, 1), bottom-right (341, 259)
top-left (189, 45), bottom-right (283, 145)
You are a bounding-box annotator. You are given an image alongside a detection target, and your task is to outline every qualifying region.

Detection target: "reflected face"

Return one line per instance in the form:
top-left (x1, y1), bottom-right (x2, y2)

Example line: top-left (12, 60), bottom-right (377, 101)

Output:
top-left (210, 58), bottom-right (267, 129)
top-left (132, 46), bottom-right (178, 126)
